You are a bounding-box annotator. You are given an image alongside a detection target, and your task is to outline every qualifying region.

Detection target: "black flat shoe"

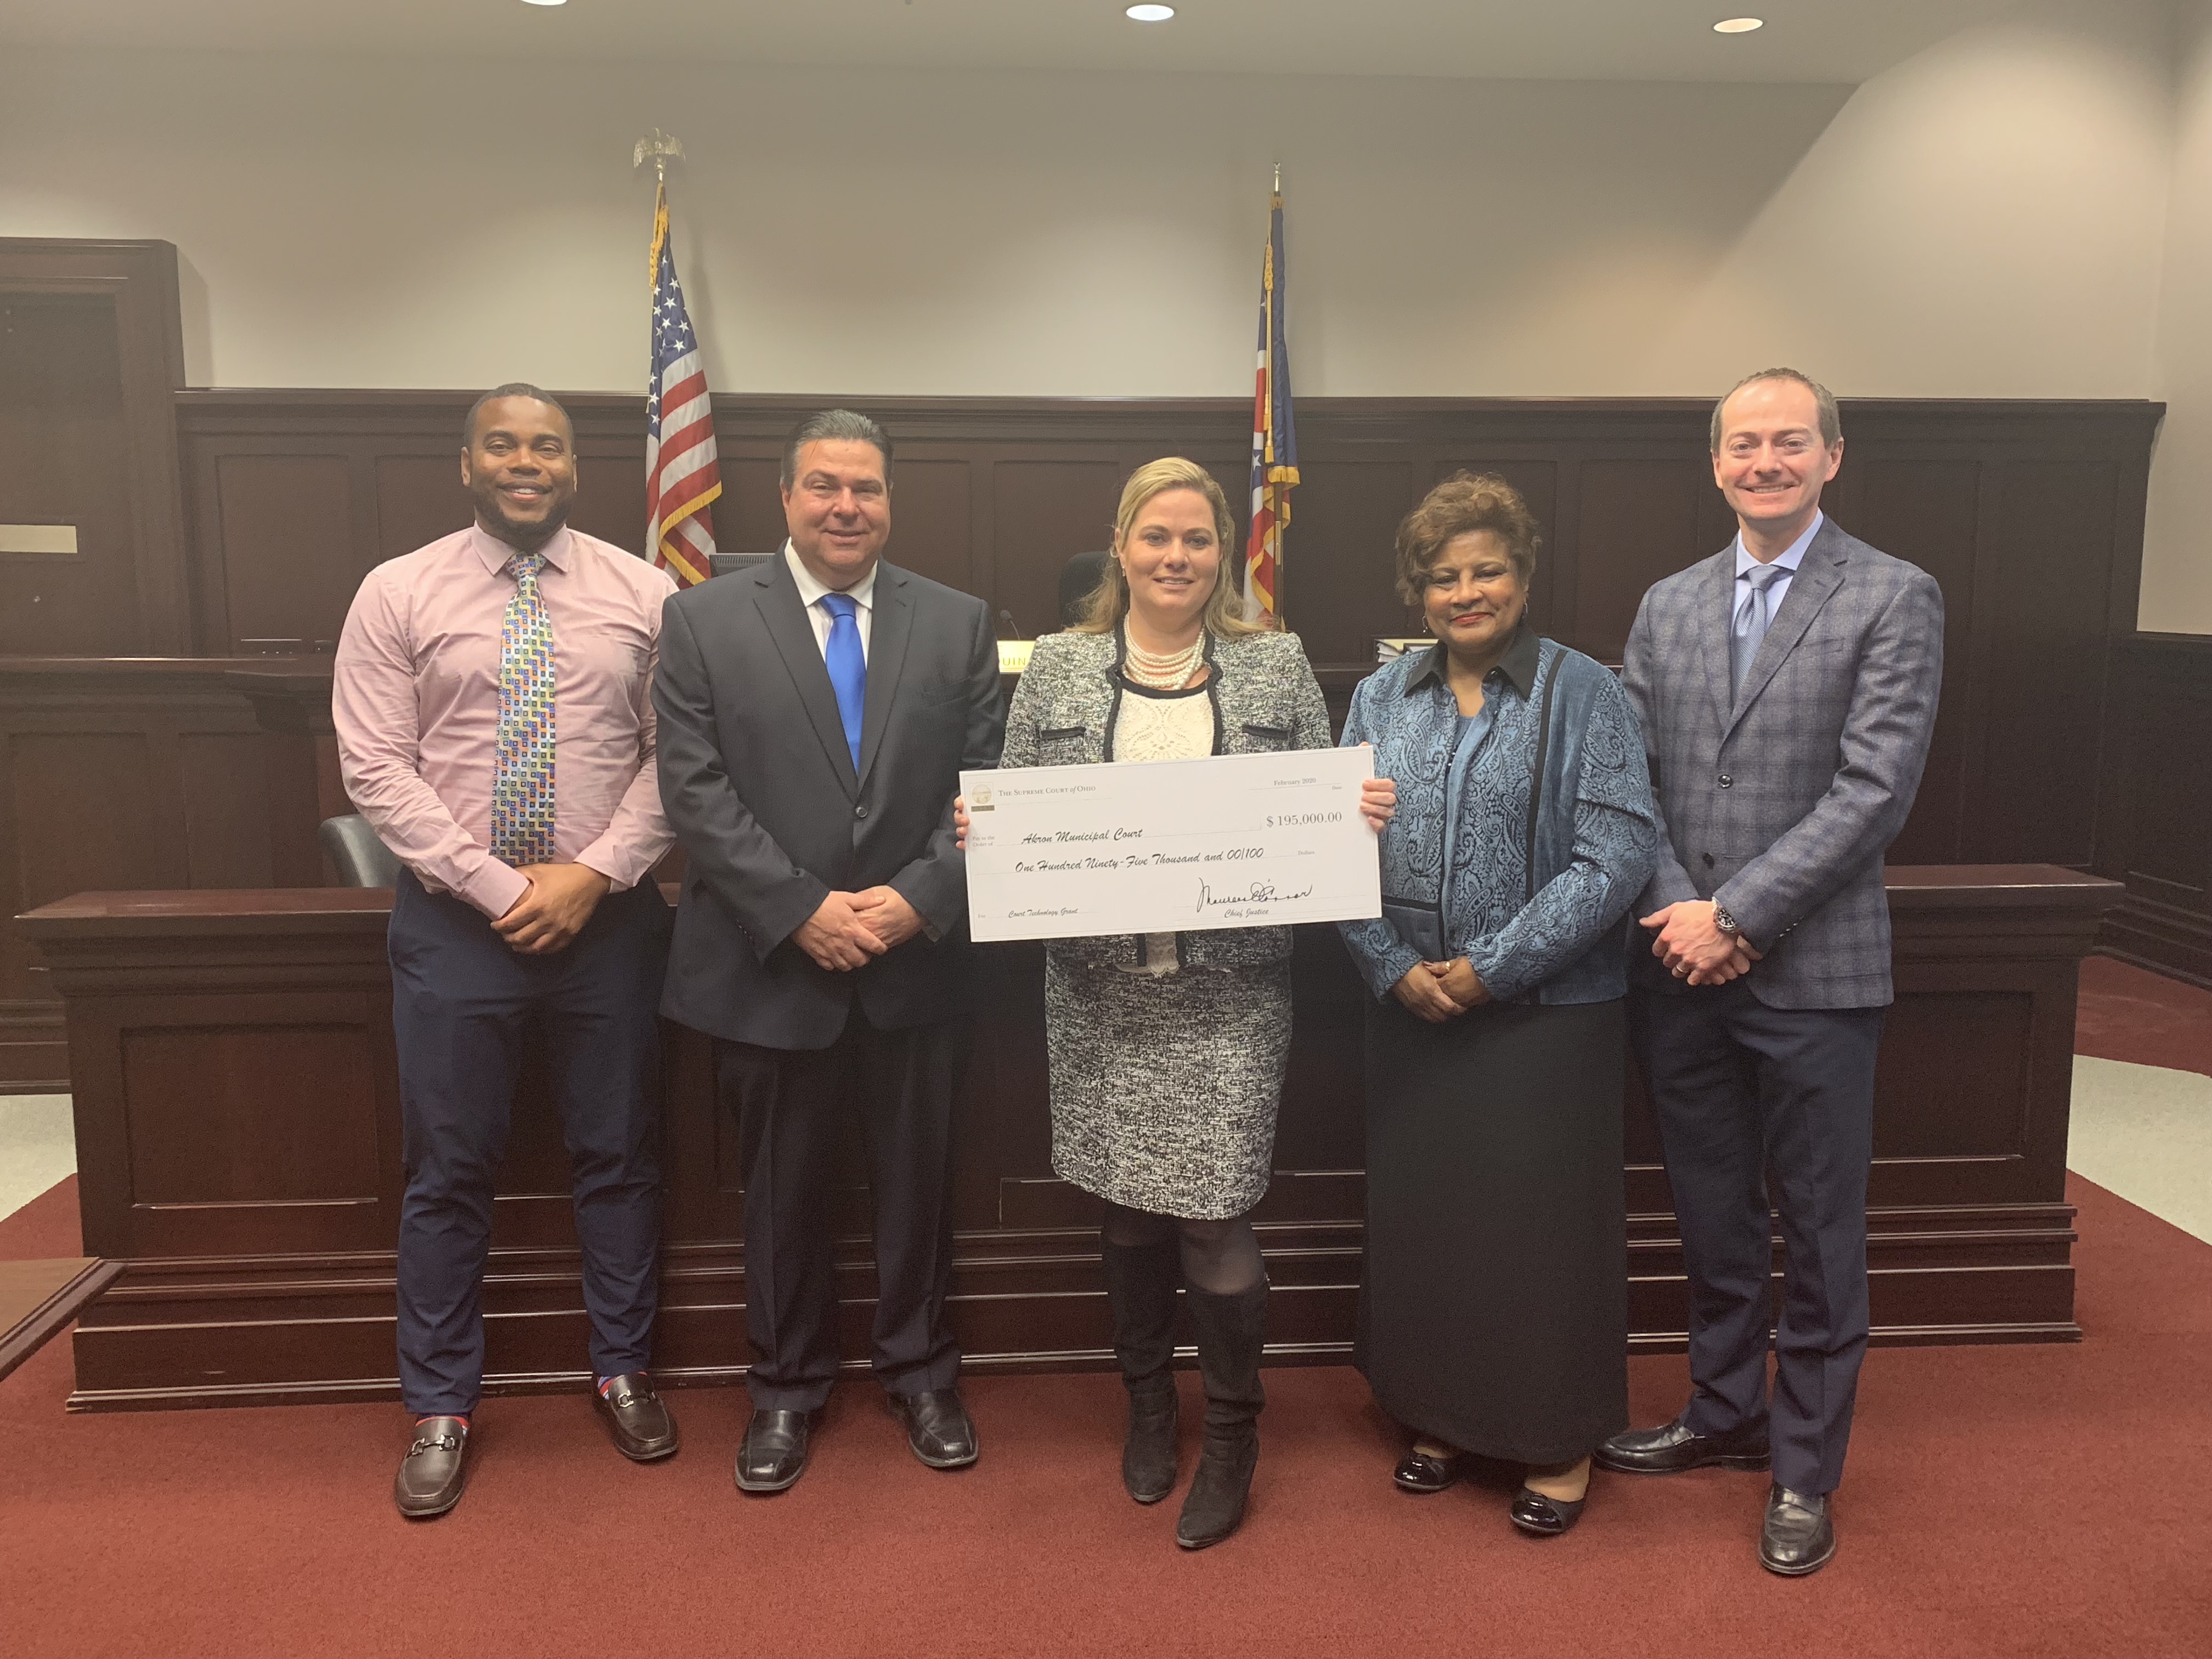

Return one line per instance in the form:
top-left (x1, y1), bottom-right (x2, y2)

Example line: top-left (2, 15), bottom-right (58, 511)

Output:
top-left (594, 1372), bottom-right (679, 1462)
top-left (1509, 1486), bottom-right (1587, 1537)
top-left (735, 1408), bottom-right (814, 1494)
top-left (394, 1417), bottom-right (471, 1519)
top-left (1594, 1413), bottom-right (1769, 1475)
top-left (891, 1388), bottom-right (979, 1470)
top-left (1393, 1448), bottom-right (1464, 1494)
top-left (1759, 1485), bottom-right (1836, 1576)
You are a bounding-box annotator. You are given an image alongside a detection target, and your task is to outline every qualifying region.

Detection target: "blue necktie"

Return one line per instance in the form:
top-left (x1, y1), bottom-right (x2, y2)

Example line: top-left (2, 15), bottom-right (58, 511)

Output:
top-left (819, 591), bottom-right (866, 772)
top-left (1731, 562), bottom-right (1788, 698)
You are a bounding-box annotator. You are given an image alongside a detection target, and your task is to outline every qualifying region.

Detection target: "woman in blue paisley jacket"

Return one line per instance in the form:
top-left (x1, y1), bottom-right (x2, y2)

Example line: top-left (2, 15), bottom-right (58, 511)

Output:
top-left (961, 458), bottom-right (1392, 1551)
top-left (1339, 473), bottom-right (1657, 1539)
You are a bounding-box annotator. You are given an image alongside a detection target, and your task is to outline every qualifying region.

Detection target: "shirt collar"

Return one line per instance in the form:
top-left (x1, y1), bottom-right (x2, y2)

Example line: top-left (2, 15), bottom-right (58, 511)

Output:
top-left (1733, 510), bottom-right (1822, 580)
top-left (785, 540), bottom-right (877, 612)
top-left (469, 523), bottom-right (572, 575)
top-left (1403, 621), bottom-right (1541, 699)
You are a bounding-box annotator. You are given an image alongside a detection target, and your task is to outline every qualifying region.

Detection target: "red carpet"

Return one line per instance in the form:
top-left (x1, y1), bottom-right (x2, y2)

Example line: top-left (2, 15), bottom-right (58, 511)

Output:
top-left (2076, 954), bottom-right (2212, 1076)
top-left (3, 961), bottom-right (2207, 1656)
top-left (0, 1169), bottom-right (2204, 1658)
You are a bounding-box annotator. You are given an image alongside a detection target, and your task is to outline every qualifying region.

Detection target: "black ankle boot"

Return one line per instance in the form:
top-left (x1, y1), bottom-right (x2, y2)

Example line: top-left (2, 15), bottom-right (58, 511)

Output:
top-left (1099, 1239), bottom-right (1183, 1504)
top-left (1176, 1280), bottom-right (1267, 1550)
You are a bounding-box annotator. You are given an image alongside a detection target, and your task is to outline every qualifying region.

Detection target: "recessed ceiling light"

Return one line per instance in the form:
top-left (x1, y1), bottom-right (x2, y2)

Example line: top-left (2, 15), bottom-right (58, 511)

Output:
top-left (1713, 16), bottom-right (1764, 32)
top-left (1127, 5), bottom-right (1177, 21)
top-left (521, 0), bottom-right (566, 8)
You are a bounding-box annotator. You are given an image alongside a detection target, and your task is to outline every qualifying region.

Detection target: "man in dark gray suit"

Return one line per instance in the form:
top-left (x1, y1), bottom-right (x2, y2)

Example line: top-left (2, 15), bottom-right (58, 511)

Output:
top-left (1599, 370), bottom-right (1943, 1576)
top-left (654, 409), bottom-right (1005, 1493)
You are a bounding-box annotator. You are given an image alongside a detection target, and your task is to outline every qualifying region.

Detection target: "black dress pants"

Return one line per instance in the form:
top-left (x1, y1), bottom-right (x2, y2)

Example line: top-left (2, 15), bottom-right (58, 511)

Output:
top-left (388, 870), bottom-right (669, 1417)
top-left (1629, 980), bottom-right (1884, 1496)
top-left (715, 1008), bottom-right (966, 1411)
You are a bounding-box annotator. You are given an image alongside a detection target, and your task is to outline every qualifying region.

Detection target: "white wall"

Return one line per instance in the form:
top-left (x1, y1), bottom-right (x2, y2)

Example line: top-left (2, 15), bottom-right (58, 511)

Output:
top-left (2146, 0), bottom-right (2212, 633)
top-left (0, 0), bottom-right (2201, 624)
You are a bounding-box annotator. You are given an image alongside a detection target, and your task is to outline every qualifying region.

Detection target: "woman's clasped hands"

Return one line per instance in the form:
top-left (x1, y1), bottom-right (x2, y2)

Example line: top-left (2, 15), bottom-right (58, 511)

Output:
top-left (1391, 956), bottom-right (1490, 1023)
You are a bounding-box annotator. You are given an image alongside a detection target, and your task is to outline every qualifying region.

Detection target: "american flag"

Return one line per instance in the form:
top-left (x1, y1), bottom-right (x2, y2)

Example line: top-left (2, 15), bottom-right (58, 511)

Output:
top-left (1243, 180), bottom-right (1298, 624)
top-left (645, 181), bottom-right (721, 588)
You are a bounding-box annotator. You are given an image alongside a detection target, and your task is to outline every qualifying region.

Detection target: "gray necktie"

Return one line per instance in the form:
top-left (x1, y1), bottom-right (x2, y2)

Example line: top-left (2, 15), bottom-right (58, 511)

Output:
top-left (1731, 562), bottom-right (1788, 697)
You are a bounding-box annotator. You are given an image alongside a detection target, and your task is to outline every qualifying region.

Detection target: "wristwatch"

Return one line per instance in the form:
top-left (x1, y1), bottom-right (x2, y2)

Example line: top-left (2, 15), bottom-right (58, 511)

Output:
top-left (1711, 902), bottom-right (1743, 939)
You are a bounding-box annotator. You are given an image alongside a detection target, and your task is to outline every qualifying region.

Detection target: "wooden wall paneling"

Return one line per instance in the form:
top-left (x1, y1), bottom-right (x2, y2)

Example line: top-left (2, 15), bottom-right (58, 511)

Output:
top-left (1835, 455), bottom-right (1984, 865)
top-left (163, 390), bottom-right (2163, 874)
top-left (1975, 458), bottom-right (2122, 866)
top-left (2095, 633), bottom-right (2212, 984)
top-left (1269, 449), bottom-right (1415, 674)
top-left (0, 292), bottom-right (147, 656)
top-left (0, 662), bottom-right (307, 1089)
top-left (0, 239), bottom-right (190, 655)
top-left (1571, 455), bottom-right (1708, 663)
top-left (207, 455), bottom-right (359, 647)
top-left (984, 457), bottom-right (1124, 639)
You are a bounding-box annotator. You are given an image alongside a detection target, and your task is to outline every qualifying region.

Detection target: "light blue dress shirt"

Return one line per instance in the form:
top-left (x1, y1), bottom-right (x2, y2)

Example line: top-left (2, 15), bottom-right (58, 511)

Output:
top-left (1731, 509), bottom-right (1824, 616)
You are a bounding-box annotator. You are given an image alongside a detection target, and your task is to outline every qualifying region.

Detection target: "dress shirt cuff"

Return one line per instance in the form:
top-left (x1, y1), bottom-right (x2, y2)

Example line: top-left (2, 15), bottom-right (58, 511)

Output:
top-left (574, 832), bottom-right (669, 896)
top-left (459, 859), bottom-right (532, 922)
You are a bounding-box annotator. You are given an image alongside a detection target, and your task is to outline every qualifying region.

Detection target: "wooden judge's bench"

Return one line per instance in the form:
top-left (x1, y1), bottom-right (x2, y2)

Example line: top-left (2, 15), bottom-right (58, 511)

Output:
top-left (19, 861), bottom-right (2117, 1412)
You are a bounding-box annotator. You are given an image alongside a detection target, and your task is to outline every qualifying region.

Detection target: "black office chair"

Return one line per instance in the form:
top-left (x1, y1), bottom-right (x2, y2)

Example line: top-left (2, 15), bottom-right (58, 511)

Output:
top-left (319, 814), bottom-right (402, 888)
top-left (708, 551), bottom-right (775, 580)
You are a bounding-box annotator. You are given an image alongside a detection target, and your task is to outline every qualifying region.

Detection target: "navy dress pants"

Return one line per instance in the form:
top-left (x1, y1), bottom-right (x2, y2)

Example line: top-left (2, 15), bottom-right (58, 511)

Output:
top-left (388, 868), bottom-right (669, 1417)
top-left (713, 1009), bottom-right (966, 1413)
top-left (1629, 980), bottom-right (1884, 1496)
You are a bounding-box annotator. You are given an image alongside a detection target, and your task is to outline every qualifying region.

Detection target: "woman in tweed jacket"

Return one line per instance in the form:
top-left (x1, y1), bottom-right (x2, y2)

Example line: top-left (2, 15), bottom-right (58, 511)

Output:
top-left (962, 458), bottom-right (1392, 1550)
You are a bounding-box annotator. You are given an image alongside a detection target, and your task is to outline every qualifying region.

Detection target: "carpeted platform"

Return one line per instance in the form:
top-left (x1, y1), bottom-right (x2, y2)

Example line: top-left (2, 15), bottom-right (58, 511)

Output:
top-left (2075, 955), bottom-right (2212, 1077)
top-left (1, 1169), bottom-right (2205, 1658)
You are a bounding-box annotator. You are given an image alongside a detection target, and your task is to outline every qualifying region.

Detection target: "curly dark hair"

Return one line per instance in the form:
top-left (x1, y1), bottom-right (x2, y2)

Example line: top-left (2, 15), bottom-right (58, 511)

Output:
top-left (1393, 472), bottom-right (1542, 606)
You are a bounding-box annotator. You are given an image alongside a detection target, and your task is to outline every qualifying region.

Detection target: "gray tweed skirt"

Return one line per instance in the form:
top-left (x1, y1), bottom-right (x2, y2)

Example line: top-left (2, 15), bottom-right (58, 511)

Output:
top-left (1043, 952), bottom-right (1293, 1220)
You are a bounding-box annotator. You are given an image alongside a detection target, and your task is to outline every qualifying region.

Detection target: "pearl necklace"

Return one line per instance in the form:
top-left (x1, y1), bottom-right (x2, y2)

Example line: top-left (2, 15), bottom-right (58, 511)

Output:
top-left (1124, 630), bottom-right (1206, 690)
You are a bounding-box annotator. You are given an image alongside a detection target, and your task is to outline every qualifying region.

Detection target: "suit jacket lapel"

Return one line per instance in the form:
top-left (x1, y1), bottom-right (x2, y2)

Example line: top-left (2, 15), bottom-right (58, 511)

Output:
top-left (1697, 547), bottom-right (1737, 733)
top-left (857, 563), bottom-right (913, 789)
top-left (752, 556), bottom-right (859, 798)
top-left (1724, 518), bottom-right (1848, 740)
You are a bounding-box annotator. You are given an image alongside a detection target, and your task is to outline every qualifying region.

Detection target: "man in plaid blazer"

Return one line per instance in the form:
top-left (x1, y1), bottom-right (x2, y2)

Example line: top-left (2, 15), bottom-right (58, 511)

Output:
top-left (1599, 369), bottom-right (1944, 1577)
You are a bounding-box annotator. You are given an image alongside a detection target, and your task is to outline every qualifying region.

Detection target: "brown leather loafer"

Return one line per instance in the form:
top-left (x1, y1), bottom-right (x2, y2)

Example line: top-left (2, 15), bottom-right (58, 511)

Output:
top-left (594, 1372), bottom-right (679, 1462)
top-left (394, 1416), bottom-right (471, 1519)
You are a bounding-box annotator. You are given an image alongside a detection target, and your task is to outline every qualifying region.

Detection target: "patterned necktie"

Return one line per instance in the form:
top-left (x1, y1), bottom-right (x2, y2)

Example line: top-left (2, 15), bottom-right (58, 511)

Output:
top-left (492, 551), bottom-right (556, 864)
top-left (819, 591), bottom-right (866, 772)
top-left (1731, 561), bottom-right (1788, 698)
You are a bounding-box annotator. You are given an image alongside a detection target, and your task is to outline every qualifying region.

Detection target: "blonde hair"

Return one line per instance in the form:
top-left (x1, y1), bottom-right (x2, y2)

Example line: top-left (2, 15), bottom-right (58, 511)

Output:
top-left (1074, 457), bottom-right (1268, 639)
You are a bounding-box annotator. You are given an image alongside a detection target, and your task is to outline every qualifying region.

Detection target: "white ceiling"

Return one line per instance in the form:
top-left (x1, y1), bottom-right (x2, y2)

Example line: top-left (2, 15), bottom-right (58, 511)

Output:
top-left (0, 0), bottom-right (2036, 84)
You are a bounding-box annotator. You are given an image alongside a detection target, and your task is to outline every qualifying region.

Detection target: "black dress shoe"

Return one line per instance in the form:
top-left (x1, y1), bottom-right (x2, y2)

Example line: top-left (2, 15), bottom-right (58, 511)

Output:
top-left (1393, 1448), bottom-right (1464, 1494)
top-left (1509, 1486), bottom-right (1587, 1537)
top-left (891, 1389), bottom-right (979, 1469)
top-left (594, 1372), bottom-right (679, 1462)
top-left (1760, 1485), bottom-right (1836, 1576)
top-left (394, 1417), bottom-right (471, 1519)
top-left (1594, 1414), bottom-right (1769, 1475)
top-left (735, 1408), bottom-right (814, 1494)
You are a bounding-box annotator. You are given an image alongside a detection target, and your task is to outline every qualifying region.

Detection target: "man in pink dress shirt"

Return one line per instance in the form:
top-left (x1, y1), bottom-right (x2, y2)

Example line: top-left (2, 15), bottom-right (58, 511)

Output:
top-left (334, 385), bottom-right (681, 1519)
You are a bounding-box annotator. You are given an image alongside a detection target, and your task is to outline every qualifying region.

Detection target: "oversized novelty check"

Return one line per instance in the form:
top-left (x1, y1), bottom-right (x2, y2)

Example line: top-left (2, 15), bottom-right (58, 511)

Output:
top-left (961, 747), bottom-right (1380, 943)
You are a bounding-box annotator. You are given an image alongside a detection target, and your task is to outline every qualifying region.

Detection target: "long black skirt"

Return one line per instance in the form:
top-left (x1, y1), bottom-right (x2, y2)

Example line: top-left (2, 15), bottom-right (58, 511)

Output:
top-left (1357, 993), bottom-right (1629, 1466)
